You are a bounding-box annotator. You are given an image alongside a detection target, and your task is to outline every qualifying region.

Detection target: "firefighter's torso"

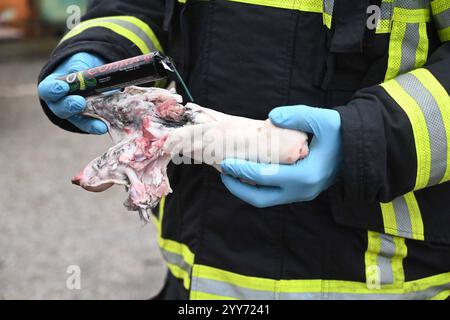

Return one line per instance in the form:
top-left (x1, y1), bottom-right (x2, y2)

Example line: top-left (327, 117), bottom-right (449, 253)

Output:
top-left (156, 0), bottom-right (450, 300)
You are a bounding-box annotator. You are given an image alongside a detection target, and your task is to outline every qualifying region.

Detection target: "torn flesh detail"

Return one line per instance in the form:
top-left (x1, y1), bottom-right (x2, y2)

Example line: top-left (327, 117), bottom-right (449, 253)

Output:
top-left (72, 86), bottom-right (309, 221)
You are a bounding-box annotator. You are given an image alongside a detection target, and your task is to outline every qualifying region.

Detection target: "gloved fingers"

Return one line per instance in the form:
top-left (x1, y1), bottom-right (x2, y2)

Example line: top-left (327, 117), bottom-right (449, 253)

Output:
top-left (38, 78), bottom-right (70, 102)
top-left (221, 159), bottom-right (289, 186)
top-left (68, 114), bottom-right (108, 135)
top-left (47, 95), bottom-right (86, 119)
top-left (221, 174), bottom-right (283, 208)
top-left (269, 105), bottom-right (321, 134)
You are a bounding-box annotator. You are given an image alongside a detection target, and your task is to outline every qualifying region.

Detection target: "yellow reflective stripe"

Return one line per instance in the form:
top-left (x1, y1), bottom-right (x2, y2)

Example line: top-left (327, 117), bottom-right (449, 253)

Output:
top-left (430, 290), bottom-right (450, 300)
top-left (62, 21), bottom-right (151, 54)
top-left (365, 232), bottom-right (407, 288)
top-left (381, 79), bottom-right (431, 189)
top-left (404, 192), bottom-right (424, 240)
top-left (412, 68), bottom-right (450, 183)
top-left (77, 72), bottom-right (86, 91)
top-left (384, 22), bottom-right (406, 81)
top-left (192, 263), bottom-right (450, 300)
top-left (323, 13), bottom-right (332, 29)
top-left (392, 8), bottom-right (431, 23)
top-left (376, 0), bottom-right (431, 33)
top-left (194, 264), bottom-right (276, 291)
top-left (157, 196), bottom-right (195, 290)
top-left (220, 0), bottom-right (323, 12)
top-left (381, 202), bottom-right (398, 236)
top-left (191, 291), bottom-right (238, 300)
top-left (178, 0), bottom-right (323, 13)
top-left (113, 16), bottom-right (163, 52)
top-left (376, 19), bottom-right (393, 34)
top-left (158, 197), bottom-right (194, 267)
top-left (439, 26), bottom-right (450, 41)
top-left (415, 23), bottom-right (429, 69)
top-left (153, 196), bottom-right (165, 233)
top-left (377, 67), bottom-right (450, 240)
top-left (376, 0), bottom-right (394, 34)
top-left (315, 272), bottom-right (450, 294)
top-left (431, 0), bottom-right (450, 15)
top-left (61, 16), bottom-right (163, 54)
top-left (179, 1), bottom-right (332, 28)
top-left (158, 237), bottom-right (195, 266)
top-left (431, 0), bottom-right (450, 38)
top-left (381, 195), bottom-right (424, 240)
top-left (391, 236), bottom-right (407, 284)
top-left (365, 231), bottom-right (383, 288)
top-left (168, 263), bottom-right (191, 290)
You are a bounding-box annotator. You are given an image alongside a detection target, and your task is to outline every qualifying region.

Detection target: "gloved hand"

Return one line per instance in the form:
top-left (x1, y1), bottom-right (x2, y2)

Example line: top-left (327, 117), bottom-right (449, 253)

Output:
top-left (221, 105), bottom-right (343, 208)
top-left (38, 52), bottom-right (108, 134)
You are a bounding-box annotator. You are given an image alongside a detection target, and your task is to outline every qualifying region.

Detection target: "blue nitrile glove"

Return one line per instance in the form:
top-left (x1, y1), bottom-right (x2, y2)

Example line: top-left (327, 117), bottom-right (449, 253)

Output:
top-left (221, 105), bottom-right (343, 208)
top-left (38, 52), bottom-right (108, 134)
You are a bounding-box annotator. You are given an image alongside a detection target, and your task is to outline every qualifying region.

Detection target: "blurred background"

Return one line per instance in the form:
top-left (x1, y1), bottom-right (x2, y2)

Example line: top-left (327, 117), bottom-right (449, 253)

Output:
top-left (0, 0), bottom-right (166, 299)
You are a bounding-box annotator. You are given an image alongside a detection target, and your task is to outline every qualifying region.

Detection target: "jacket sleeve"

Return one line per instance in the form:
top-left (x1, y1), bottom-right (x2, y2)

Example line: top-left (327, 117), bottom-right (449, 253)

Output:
top-left (38, 0), bottom-right (167, 133)
top-left (331, 2), bottom-right (450, 244)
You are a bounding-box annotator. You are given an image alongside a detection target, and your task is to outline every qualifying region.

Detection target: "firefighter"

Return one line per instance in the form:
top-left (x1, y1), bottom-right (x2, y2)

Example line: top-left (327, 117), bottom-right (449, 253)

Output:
top-left (38, 0), bottom-right (450, 300)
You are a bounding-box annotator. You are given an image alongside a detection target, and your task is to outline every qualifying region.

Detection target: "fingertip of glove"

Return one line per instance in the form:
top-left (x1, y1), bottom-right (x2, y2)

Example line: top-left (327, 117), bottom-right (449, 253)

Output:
top-left (90, 120), bottom-right (108, 135)
top-left (38, 80), bottom-right (69, 100)
top-left (50, 80), bottom-right (69, 96)
top-left (269, 108), bottom-right (284, 126)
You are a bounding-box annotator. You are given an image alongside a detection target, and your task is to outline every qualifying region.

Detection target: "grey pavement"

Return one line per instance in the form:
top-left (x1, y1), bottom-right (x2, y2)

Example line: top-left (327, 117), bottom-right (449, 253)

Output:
top-left (0, 39), bottom-right (166, 300)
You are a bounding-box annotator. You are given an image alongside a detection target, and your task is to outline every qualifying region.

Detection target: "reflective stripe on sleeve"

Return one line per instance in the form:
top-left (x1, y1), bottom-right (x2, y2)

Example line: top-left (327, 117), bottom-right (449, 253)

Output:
top-left (379, 68), bottom-right (450, 241)
top-left (381, 69), bottom-right (450, 190)
top-left (60, 16), bottom-right (163, 54)
top-left (380, 193), bottom-right (424, 240)
top-left (431, 0), bottom-right (450, 41)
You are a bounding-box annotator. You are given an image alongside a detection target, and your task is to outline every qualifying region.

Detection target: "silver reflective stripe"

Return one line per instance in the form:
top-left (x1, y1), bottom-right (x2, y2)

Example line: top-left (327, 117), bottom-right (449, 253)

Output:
top-left (68, 18), bottom-right (157, 52)
top-left (93, 18), bottom-right (157, 52)
top-left (392, 197), bottom-right (414, 238)
top-left (395, 0), bottom-right (430, 10)
top-left (161, 249), bottom-right (192, 275)
top-left (399, 23), bottom-right (421, 74)
top-left (194, 277), bottom-right (450, 300)
top-left (380, 0), bottom-right (430, 21)
top-left (434, 9), bottom-right (450, 30)
top-left (396, 73), bottom-right (448, 186)
top-left (380, 1), bottom-right (394, 20)
top-left (279, 283), bottom-right (450, 300)
top-left (378, 234), bottom-right (396, 285)
top-left (196, 278), bottom-right (276, 300)
top-left (323, 0), bottom-right (334, 15)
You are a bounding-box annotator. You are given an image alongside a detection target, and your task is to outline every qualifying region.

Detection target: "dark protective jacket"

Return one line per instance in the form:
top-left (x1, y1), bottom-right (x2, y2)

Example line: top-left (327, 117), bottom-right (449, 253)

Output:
top-left (39, 0), bottom-right (450, 300)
